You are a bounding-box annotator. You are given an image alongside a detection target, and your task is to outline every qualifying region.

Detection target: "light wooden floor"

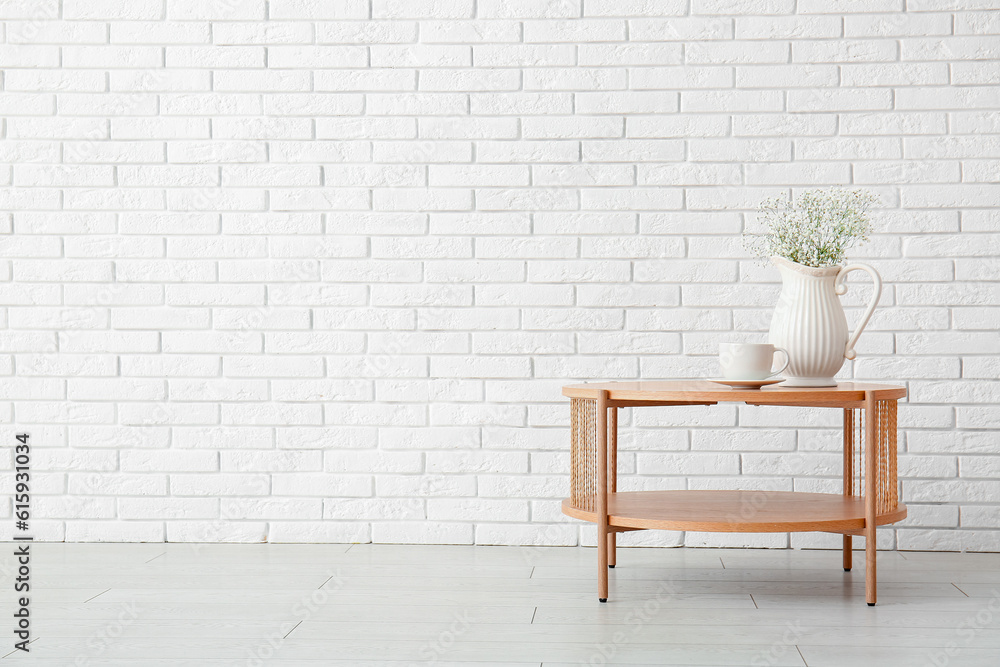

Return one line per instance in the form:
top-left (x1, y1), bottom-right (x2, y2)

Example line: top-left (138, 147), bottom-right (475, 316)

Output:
top-left (3, 543), bottom-right (1000, 666)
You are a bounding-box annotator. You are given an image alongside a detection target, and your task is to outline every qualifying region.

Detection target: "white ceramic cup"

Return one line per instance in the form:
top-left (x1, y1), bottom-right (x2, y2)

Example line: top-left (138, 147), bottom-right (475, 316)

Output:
top-left (719, 343), bottom-right (790, 381)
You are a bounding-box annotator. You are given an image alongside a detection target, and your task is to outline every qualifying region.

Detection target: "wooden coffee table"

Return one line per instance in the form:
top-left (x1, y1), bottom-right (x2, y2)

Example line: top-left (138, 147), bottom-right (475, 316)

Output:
top-left (561, 381), bottom-right (907, 606)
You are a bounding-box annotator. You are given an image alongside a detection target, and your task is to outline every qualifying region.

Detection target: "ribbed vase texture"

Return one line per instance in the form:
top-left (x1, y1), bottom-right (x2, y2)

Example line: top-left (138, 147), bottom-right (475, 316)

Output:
top-left (768, 257), bottom-right (850, 387)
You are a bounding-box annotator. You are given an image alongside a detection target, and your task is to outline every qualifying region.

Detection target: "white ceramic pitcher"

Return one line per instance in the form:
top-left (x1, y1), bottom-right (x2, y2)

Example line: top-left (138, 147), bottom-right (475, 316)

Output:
top-left (767, 255), bottom-right (882, 387)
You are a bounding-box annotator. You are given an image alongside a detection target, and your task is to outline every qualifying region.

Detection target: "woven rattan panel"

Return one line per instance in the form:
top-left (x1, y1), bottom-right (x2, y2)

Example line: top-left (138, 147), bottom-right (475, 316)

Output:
top-left (846, 399), bottom-right (899, 514)
top-left (570, 398), bottom-right (597, 512)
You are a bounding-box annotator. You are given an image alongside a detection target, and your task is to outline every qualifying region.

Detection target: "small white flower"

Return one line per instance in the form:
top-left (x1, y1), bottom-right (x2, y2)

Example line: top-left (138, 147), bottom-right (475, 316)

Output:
top-left (744, 188), bottom-right (878, 268)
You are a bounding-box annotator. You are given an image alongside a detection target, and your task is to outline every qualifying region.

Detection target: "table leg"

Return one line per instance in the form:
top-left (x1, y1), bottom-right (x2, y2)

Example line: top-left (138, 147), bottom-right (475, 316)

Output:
top-left (864, 393), bottom-right (878, 606)
top-left (608, 406), bottom-right (617, 569)
top-left (596, 390), bottom-right (609, 602)
top-left (843, 408), bottom-right (853, 572)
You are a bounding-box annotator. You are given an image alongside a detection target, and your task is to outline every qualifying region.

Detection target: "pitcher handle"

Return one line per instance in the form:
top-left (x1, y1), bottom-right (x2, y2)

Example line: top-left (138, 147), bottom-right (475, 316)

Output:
top-left (835, 263), bottom-right (882, 361)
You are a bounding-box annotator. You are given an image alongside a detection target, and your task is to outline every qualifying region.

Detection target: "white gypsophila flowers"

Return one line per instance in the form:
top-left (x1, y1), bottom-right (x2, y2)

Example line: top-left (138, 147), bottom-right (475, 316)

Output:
top-left (744, 189), bottom-right (879, 268)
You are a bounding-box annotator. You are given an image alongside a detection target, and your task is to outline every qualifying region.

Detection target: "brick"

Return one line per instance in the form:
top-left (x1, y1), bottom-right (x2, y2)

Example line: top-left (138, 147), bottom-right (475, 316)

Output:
top-left (524, 19), bottom-right (626, 42)
top-left (214, 70), bottom-right (310, 92)
top-left (67, 522), bottom-right (164, 542)
top-left (902, 37), bottom-right (1000, 61)
top-left (265, 332), bottom-right (366, 354)
top-left (688, 41), bottom-right (789, 65)
top-left (0, 94), bottom-right (59, 117)
top-left (523, 308), bottom-right (625, 332)
top-left (167, 141), bottom-right (267, 164)
top-left (476, 140), bottom-right (579, 163)
top-left (171, 474), bottom-right (270, 496)
top-left (526, 67), bottom-right (626, 91)
top-left (121, 450), bottom-right (218, 472)
top-left (736, 65), bottom-right (837, 89)
top-left (577, 91), bottom-right (678, 114)
top-left (212, 116), bottom-right (312, 139)
top-left (167, 522), bottom-right (267, 543)
top-left (317, 21), bottom-right (416, 44)
top-left (8, 118), bottom-right (106, 141)
top-left (377, 382), bottom-right (481, 404)
top-left (737, 15), bottom-right (842, 39)
top-left (472, 92), bottom-right (573, 115)
top-left (961, 506), bottom-right (1000, 529)
top-left (374, 521), bottom-right (471, 545)
top-left (431, 403), bottom-right (525, 426)
top-left (166, 284), bottom-right (265, 306)
top-left (534, 164), bottom-right (633, 187)
top-left (475, 44), bottom-right (576, 67)
top-left (7, 71), bottom-right (106, 93)
top-left (119, 498), bottom-right (218, 520)
top-left (798, 0), bottom-right (903, 11)
top-left (789, 88), bottom-right (893, 112)
top-left (170, 379), bottom-right (269, 401)
top-left (855, 161), bottom-right (960, 185)
top-left (161, 94), bottom-right (261, 116)
top-left (579, 43), bottom-right (682, 66)
top-left (629, 17), bottom-right (733, 40)
top-left (64, 0), bottom-right (162, 20)
top-left (421, 19), bottom-right (519, 42)
top-left (429, 165), bottom-right (529, 187)
top-left (638, 453), bottom-right (740, 475)
top-left (271, 0), bottom-right (368, 19)
top-left (634, 259), bottom-right (737, 283)
top-left (373, 141), bottom-right (470, 164)
top-left (374, 0), bottom-right (473, 19)
top-left (898, 87), bottom-right (1000, 110)
top-left (682, 90), bottom-right (782, 113)
top-left (9, 20), bottom-right (104, 45)
top-left (628, 115), bottom-right (730, 139)
top-left (796, 137), bottom-right (901, 160)
top-left (902, 184), bottom-right (1000, 209)
top-left (689, 139), bottom-right (792, 162)
top-left (372, 44), bottom-right (470, 68)
top-left (267, 283), bottom-right (367, 306)
top-left (744, 162), bottom-right (850, 185)
top-left (841, 63), bottom-right (949, 86)
top-left (478, 0), bottom-right (579, 19)
top-left (793, 40), bottom-right (897, 63)
top-left (222, 450), bottom-right (322, 472)
top-left (173, 426), bottom-right (272, 450)
top-left (214, 22), bottom-right (314, 44)
top-left (425, 259), bottom-right (523, 283)
top-left (217, 258), bottom-right (321, 282)
top-left (420, 116), bottom-right (519, 139)
top-left (742, 453), bottom-right (842, 476)
top-left (693, 0), bottom-right (796, 13)
top-left (168, 0), bottom-right (266, 19)
top-left (428, 499), bottom-right (529, 522)
top-left (476, 284), bottom-right (573, 307)
top-left (421, 70), bottom-right (520, 92)
top-left (848, 13), bottom-right (951, 37)
top-left (112, 21), bottom-right (210, 44)
top-left (63, 45), bottom-right (162, 68)
top-left (166, 46), bottom-right (264, 68)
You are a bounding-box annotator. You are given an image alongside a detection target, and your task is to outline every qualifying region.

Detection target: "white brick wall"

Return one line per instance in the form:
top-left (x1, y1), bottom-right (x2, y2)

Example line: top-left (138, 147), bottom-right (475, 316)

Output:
top-left (3, 1), bottom-right (999, 551)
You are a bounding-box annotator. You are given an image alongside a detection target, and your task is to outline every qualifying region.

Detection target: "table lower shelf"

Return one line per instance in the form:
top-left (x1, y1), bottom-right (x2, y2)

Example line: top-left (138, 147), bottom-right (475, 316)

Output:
top-left (562, 490), bottom-right (907, 533)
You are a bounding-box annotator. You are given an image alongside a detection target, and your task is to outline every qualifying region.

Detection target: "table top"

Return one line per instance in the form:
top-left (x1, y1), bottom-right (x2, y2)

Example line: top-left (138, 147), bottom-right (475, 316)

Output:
top-left (562, 380), bottom-right (906, 406)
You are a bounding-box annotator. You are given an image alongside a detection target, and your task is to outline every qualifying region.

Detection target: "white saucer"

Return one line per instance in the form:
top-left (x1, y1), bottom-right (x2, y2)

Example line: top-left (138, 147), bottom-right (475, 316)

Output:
top-left (709, 378), bottom-right (783, 390)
